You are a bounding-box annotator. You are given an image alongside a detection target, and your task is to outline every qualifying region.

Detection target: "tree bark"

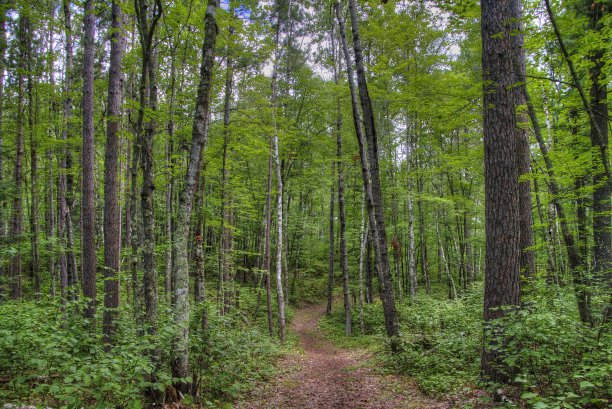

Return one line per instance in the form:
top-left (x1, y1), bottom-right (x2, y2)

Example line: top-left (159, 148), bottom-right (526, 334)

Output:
top-left (0, 1), bottom-right (6, 253)
top-left (337, 0), bottom-right (399, 343)
top-left (171, 0), bottom-right (218, 394)
top-left (103, 0), bottom-right (124, 347)
top-left (481, 0), bottom-right (523, 383)
top-left (220, 40), bottom-right (234, 314)
top-left (586, 2), bottom-right (611, 290)
top-left (26, 20), bottom-right (40, 301)
top-left (58, 0), bottom-right (77, 307)
top-left (332, 29), bottom-right (351, 335)
top-left (405, 116), bottom-right (417, 299)
top-left (512, 0), bottom-right (535, 279)
top-left (270, 8), bottom-right (286, 342)
top-left (134, 0), bottom-right (162, 335)
top-left (326, 162), bottom-right (335, 316)
top-left (9, 14), bottom-right (28, 300)
top-left (82, 0), bottom-right (97, 320)
top-left (358, 189), bottom-right (368, 333)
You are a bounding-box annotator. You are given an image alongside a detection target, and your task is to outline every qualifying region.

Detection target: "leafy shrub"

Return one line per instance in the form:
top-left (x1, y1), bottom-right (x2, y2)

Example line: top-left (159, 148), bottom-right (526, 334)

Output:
top-left (388, 290), bottom-right (482, 395)
top-left (492, 286), bottom-right (611, 409)
top-left (190, 302), bottom-right (281, 405)
top-left (0, 298), bottom-right (174, 408)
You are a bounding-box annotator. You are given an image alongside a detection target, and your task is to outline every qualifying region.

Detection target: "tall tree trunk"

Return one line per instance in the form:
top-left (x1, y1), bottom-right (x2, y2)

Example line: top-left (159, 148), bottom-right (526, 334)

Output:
top-left (512, 0), bottom-right (535, 279)
top-left (9, 14), bottom-right (28, 300)
top-left (58, 0), bottom-right (75, 307)
top-left (171, 0), bottom-right (218, 394)
top-left (271, 9), bottom-right (286, 342)
top-left (45, 23), bottom-right (57, 298)
top-left (338, 156), bottom-right (351, 335)
top-left (331, 21), bottom-right (351, 334)
top-left (194, 175), bottom-right (206, 304)
top-left (103, 0), bottom-right (124, 347)
top-left (82, 0), bottom-right (97, 319)
top-left (586, 2), bottom-right (610, 290)
top-left (481, 0), bottom-right (523, 383)
top-left (263, 137), bottom-right (274, 336)
top-left (337, 0), bottom-right (399, 343)
top-left (358, 190), bottom-right (368, 333)
top-left (27, 23), bottom-right (40, 301)
top-left (220, 41), bottom-right (234, 314)
top-left (365, 231), bottom-right (373, 303)
top-left (326, 162), bottom-right (335, 316)
top-left (417, 176), bottom-right (429, 294)
top-left (141, 48), bottom-right (158, 335)
top-left (0, 1), bottom-right (6, 255)
top-left (134, 0), bottom-right (162, 335)
top-left (405, 117), bottom-right (417, 299)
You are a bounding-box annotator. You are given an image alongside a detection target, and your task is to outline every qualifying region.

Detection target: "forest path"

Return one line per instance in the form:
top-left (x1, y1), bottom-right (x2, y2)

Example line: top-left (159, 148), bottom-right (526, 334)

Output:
top-left (238, 303), bottom-right (447, 409)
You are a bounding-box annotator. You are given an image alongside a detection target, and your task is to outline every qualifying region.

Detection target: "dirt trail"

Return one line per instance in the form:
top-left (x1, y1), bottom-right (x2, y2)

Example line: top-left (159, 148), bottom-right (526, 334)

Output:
top-left (239, 304), bottom-right (447, 409)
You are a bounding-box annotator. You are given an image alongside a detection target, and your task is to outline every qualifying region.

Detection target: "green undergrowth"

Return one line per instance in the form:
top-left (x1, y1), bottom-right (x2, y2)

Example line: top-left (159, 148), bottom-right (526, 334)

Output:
top-left (320, 282), bottom-right (612, 408)
top-left (320, 289), bottom-right (481, 396)
top-left (0, 283), bottom-right (290, 409)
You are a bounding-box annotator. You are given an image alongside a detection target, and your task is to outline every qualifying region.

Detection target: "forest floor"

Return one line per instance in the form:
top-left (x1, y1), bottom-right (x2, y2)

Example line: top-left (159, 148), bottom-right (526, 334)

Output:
top-left (237, 303), bottom-right (450, 409)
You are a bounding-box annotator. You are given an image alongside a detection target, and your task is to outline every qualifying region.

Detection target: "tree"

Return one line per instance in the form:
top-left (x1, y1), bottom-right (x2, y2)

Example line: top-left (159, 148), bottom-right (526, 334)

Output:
top-left (81, 0), bottom-right (97, 320)
top-left (326, 161), bottom-right (334, 316)
top-left (480, 0), bottom-right (523, 383)
top-left (583, 1), bottom-right (610, 290)
top-left (134, 0), bottom-right (163, 335)
top-left (270, 0), bottom-right (287, 342)
top-left (512, 0), bottom-right (535, 279)
top-left (171, 0), bottom-right (219, 394)
top-left (103, 0), bottom-right (124, 346)
top-left (9, 12), bottom-right (28, 300)
top-left (59, 0), bottom-right (78, 306)
top-left (330, 11), bottom-right (350, 334)
top-left (344, 0), bottom-right (399, 341)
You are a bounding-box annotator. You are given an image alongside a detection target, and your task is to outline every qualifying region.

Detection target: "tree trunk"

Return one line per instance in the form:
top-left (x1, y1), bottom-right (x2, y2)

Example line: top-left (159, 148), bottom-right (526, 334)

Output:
top-left (194, 175), bottom-right (206, 304)
top-left (171, 0), bottom-right (218, 394)
top-left (337, 0), bottom-right (399, 343)
top-left (481, 0), bottom-right (523, 383)
top-left (417, 176), bottom-right (429, 294)
top-left (332, 43), bottom-right (351, 335)
top-left (271, 10), bottom-right (286, 342)
top-left (326, 162), bottom-right (335, 315)
top-left (58, 0), bottom-right (76, 307)
top-left (220, 42), bottom-right (234, 314)
top-left (103, 0), bottom-right (124, 347)
top-left (586, 2), bottom-right (611, 290)
top-left (0, 1), bottom-right (6, 255)
top-left (358, 188), bottom-right (367, 332)
top-left (9, 14), bottom-right (28, 300)
top-left (81, 0), bottom-right (97, 320)
top-left (26, 22), bottom-right (40, 301)
top-left (512, 0), bottom-right (535, 280)
top-left (405, 117), bottom-right (417, 299)
top-left (134, 0), bottom-right (162, 336)
top-left (263, 139), bottom-right (274, 336)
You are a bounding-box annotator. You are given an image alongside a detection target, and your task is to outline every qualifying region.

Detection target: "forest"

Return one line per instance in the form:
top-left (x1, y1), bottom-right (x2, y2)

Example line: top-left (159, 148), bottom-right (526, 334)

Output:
top-left (0, 0), bottom-right (610, 407)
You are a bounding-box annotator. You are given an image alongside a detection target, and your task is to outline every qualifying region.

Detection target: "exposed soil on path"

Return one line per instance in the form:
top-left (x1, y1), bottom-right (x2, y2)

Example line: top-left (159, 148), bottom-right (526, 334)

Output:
top-left (238, 304), bottom-right (449, 409)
